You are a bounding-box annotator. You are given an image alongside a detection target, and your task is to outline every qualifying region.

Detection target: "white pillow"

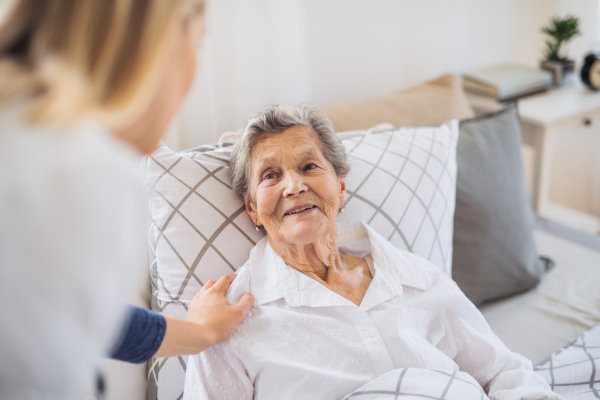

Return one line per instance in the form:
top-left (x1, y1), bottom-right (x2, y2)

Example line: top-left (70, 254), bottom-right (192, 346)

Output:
top-left (339, 121), bottom-right (458, 275)
top-left (145, 143), bottom-right (261, 400)
top-left (143, 121), bottom-right (458, 399)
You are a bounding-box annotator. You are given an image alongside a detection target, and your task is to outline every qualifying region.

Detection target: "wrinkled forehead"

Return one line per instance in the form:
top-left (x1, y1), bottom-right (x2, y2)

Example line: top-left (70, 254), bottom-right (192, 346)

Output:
top-left (250, 126), bottom-right (324, 169)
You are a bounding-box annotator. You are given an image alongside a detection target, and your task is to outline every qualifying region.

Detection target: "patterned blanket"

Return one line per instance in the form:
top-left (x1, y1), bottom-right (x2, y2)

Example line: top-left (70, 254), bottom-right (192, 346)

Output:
top-left (342, 368), bottom-right (488, 400)
top-left (536, 324), bottom-right (600, 399)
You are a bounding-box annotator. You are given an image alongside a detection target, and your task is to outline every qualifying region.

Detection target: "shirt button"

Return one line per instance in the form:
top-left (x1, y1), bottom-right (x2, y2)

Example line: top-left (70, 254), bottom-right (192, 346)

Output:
top-left (365, 329), bottom-right (376, 338)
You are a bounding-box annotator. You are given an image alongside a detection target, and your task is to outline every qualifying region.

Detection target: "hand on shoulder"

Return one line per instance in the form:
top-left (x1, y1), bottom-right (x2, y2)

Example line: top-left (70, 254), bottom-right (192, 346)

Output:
top-left (186, 274), bottom-right (254, 346)
top-left (154, 274), bottom-right (253, 358)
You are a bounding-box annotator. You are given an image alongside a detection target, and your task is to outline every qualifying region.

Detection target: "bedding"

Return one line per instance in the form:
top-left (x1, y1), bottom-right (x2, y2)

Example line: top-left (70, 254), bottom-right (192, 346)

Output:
top-left (342, 368), bottom-right (488, 400)
top-left (535, 323), bottom-right (600, 399)
top-left (144, 121), bottom-right (459, 398)
top-left (480, 228), bottom-right (600, 366)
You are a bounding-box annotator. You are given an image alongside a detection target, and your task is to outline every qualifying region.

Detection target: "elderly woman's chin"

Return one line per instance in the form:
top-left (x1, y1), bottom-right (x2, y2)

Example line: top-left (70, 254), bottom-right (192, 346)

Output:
top-left (276, 210), bottom-right (334, 246)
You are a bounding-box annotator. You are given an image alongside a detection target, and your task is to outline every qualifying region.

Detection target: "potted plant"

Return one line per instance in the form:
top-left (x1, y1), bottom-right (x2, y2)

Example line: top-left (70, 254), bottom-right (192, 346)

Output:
top-left (540, 15), bottom-right (581, 86)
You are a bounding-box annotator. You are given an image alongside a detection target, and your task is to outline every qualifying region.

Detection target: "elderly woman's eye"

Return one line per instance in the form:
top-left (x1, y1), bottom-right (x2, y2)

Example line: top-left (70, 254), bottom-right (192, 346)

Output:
top-left (264, 173), bottom-right (277, 180)
top-left (304, 163), bottom-right (317, 171)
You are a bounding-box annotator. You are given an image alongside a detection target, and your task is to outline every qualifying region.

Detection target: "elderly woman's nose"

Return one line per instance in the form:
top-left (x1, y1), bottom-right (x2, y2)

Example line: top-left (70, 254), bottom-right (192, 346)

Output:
top-left (282, 171), bottom-right (307, 197)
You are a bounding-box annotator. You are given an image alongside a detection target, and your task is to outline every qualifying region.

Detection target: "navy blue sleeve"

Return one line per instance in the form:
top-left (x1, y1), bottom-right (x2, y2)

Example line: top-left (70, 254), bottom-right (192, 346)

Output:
top-left (110, 306), bottom-right (167, 364)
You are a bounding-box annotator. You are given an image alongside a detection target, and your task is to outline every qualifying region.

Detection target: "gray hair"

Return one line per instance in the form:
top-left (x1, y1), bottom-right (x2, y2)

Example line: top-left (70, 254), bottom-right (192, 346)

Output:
top-left (230, 103), bottom-right (351, 199)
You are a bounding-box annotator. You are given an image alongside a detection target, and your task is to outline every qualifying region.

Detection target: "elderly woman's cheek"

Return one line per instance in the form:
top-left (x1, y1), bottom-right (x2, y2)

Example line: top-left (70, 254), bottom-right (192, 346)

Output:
top-left (256, 185), bottom-right (277, 219)
top-left (323, 189), bottom-right (342, 223)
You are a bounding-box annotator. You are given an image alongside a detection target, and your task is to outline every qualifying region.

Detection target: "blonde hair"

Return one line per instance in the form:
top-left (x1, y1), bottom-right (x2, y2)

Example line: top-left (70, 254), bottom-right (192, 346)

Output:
top-left (0, 0), bottom-right (204, 127)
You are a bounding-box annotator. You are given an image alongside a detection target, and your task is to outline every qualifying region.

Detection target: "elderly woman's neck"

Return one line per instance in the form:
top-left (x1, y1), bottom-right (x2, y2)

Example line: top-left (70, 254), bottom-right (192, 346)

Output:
top-left (269, 231), bottom-right (342, 281)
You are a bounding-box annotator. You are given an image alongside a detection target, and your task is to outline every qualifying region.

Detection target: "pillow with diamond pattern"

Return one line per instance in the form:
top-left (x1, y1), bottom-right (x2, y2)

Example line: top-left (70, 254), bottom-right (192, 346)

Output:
top-left (143, 120), bottom-right (458, 400)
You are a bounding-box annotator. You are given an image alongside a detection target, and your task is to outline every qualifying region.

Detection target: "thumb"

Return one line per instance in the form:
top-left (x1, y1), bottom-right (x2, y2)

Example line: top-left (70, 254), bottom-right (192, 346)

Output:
top-left (235, 293), bottom-right (254, 313)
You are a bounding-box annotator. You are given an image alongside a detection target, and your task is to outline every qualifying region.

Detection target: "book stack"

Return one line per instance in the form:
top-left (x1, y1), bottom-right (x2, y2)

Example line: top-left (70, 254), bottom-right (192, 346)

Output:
top-left (463, 63), bottom-right (554, 103)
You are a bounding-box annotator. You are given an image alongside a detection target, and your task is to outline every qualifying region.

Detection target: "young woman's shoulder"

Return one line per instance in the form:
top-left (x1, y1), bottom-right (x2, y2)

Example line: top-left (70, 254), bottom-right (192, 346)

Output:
top-left (0, 107), bottom-right (143, 196)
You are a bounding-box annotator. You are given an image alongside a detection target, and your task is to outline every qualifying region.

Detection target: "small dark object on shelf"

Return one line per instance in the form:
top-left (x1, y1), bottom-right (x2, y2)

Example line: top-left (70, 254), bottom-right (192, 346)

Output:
top-left (581, 52), bottom-right (600, 91)
top-left (541, 59), bottom-right (575, 86)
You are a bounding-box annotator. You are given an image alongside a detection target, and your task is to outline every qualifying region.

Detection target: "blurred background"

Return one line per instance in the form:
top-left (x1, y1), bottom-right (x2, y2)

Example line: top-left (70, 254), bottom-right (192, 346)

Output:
top-left (1, 0), bottom-right (594, 231)
top-left (170, 0), bottom-right (599, 148)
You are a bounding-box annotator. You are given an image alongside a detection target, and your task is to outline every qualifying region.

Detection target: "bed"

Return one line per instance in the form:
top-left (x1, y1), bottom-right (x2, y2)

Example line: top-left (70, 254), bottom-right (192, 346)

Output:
top-left (481, 217), bottom-right (600, 367)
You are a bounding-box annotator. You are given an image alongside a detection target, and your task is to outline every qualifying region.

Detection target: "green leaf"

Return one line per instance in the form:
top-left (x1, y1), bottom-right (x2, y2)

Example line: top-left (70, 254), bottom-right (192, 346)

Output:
top-left (541, 14), bottom-right (581, 61)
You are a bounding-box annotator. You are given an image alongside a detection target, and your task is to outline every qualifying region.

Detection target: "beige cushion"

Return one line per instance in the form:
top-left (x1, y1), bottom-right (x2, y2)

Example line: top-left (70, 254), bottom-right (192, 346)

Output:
top-left (322, 75), bottom-right (475, 132)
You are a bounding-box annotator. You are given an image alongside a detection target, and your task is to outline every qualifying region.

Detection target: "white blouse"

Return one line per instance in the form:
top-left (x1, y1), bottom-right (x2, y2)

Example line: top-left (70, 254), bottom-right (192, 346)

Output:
top-left (0, 105), bottom-right (147, 400)
top-left (184, 221), bottom-right (560, 400)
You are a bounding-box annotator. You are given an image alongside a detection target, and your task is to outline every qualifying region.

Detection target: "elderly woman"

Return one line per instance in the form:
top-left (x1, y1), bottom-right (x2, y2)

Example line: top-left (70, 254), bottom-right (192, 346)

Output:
top-left (183, 104), bottom-right (560, 400)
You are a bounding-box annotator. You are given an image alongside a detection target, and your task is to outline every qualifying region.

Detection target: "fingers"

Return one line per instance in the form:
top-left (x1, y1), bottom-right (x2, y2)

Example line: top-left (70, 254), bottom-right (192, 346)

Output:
top-left (213, 274), bottom-right (237, 292)
top-left (234, 293), bottom-right (254, 314)
top-left (201, 280), bottom-right (216, 291)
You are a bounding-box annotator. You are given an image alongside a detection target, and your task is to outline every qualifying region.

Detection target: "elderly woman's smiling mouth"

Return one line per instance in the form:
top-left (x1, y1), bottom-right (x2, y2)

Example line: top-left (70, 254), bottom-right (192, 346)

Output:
top-left (283, 204), bottom-right (318, 217)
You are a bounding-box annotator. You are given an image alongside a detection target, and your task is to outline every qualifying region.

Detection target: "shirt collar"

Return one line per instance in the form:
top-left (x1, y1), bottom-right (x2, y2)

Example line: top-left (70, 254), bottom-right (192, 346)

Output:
top-left (249, 220), bottom-right (437, 309)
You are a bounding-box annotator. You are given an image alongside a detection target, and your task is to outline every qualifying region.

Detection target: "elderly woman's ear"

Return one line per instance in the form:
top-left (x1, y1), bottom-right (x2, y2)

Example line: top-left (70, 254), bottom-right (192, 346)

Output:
top-left (244, 196), bottom-right (260, 228)
top-left (338, 178), bottom-right (347, 209)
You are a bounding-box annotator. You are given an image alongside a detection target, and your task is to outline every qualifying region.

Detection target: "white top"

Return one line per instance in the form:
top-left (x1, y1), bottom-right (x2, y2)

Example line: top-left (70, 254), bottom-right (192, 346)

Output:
top-left (0, 104), bottom-right (148, 400)
top-left (184, 220), bottom-right (560, 400)
top-left (519, 83), bottom-right (600, 127)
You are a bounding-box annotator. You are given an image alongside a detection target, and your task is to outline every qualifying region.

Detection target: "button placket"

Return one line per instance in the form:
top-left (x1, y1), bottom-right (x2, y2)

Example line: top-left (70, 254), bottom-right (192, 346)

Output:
top-left (348, 307), bottom-right (394, 376)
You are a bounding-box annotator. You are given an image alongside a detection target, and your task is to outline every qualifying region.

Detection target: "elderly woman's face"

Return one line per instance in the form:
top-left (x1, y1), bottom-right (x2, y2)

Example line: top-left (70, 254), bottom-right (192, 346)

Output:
top-left (245, 126), bottom-right (346, 247)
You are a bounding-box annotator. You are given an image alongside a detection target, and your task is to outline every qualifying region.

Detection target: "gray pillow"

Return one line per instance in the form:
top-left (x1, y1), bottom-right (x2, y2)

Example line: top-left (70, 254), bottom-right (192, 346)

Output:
top-left (452, 104), bottom-right (546, 305)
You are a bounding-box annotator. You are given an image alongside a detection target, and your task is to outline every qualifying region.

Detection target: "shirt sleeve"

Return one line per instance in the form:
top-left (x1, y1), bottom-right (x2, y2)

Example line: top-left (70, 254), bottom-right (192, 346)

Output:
top-left (109, 306), bottom-right (166, 363)
top-left (183, 344), bottom-right (253, 400)
top-left (436, 280), bottom-right (564, 400)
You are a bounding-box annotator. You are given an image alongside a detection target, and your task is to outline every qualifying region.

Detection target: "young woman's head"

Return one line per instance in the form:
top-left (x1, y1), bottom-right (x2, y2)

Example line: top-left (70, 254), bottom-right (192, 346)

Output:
top-left (0, 0), bottom-right (206, 153)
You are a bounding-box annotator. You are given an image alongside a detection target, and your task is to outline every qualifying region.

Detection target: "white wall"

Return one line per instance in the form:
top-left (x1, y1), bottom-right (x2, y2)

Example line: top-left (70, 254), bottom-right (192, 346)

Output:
top-left (302, 0), bottom-right (556, 105)
top-left (555, 0), bottom-right (600, 64)
top-left (169, 0), bottom-right (597, 149)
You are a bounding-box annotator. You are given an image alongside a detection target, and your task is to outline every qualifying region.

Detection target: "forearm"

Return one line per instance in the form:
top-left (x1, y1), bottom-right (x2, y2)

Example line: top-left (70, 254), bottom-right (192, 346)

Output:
top-left (112, 276), bottom-right (251, 362)
top-left (110, 306), bottom-right (166, 363)
top-left (153, 317), bottom-right (215, 358)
